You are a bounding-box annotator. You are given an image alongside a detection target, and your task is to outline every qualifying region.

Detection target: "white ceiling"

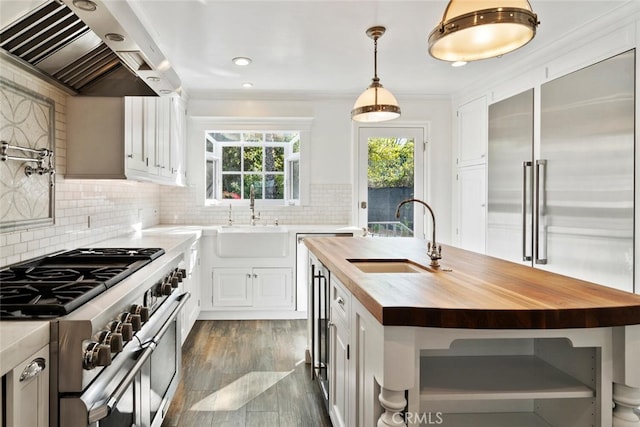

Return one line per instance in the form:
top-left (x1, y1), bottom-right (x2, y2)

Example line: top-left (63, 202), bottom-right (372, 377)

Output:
top-left (124, 1), bottom-right (632, 98)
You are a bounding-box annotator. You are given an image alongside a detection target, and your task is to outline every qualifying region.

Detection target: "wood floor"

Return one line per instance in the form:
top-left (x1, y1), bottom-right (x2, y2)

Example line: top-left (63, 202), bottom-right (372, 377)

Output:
top-left (162, 320), bottom-right (333, 427)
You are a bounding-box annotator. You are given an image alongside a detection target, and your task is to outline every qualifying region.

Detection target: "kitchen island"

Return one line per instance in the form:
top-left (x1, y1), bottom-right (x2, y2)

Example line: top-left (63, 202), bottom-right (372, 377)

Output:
top-left (305, 236), bottom-right (640, 427)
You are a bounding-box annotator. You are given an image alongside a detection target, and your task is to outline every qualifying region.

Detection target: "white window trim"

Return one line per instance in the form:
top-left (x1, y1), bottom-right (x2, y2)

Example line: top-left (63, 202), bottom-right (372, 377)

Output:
top-left (193, 117), bottom-right (313, 207)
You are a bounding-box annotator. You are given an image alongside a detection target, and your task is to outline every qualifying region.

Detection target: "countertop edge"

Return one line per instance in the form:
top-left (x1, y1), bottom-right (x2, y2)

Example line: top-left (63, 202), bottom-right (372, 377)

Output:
top-left (304, 237), bottom-right (640, 329)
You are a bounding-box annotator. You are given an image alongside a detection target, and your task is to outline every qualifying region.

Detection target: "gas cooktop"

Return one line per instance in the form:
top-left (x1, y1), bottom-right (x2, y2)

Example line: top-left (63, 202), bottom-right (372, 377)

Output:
top-left (0, 248), bottom-right (165, 319)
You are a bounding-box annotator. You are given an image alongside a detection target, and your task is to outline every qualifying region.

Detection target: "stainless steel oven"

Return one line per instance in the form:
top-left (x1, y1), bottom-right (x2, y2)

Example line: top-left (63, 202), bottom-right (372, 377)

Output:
top-left (0, 247), bottom-right (189, 427)
top-left (59, 285), bottom-right (188, 427)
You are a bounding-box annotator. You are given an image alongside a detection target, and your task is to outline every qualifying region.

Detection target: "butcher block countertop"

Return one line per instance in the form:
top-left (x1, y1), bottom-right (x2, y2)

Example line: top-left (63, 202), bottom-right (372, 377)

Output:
top-left (304, 236), bottom-right (640, 329)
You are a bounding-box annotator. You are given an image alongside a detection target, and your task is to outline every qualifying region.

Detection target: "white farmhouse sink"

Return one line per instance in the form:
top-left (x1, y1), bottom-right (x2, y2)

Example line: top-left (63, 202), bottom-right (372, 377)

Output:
top-left (216, 225), bottom-right (289, 258)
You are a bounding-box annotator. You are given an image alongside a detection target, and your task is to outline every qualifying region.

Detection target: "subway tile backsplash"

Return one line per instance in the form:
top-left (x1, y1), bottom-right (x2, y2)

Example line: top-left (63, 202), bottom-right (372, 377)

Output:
top-left (159, 183), bottom-right (352, 226)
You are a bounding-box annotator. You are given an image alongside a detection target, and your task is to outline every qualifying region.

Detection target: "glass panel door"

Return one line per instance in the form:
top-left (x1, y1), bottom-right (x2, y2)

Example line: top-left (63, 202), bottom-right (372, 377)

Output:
top-left (358, 127), bottom-right (425, 237)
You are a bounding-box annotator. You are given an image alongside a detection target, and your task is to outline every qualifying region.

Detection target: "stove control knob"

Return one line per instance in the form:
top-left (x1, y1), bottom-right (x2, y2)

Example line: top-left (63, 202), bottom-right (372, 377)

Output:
top-left (171, 275), bottom-right (179, 288)
top-left (117, 314), bottom-right (136, 340)
top-left (109, 320), bottom-right (133, 342)
top-left (179, 268), bottom-right (187, 281)
top-left (130, 314), bottom-right (142, 331)
top-left (83, 341), bottom-right (112, 370)
top-left (161, 281), bottom-right (173, 295)
top-left (131, 304), bottom-right (150, 322)
top-left (96, 330), bottom-right (123, 353)
top-left (154, 282), bottom-right (164, 297)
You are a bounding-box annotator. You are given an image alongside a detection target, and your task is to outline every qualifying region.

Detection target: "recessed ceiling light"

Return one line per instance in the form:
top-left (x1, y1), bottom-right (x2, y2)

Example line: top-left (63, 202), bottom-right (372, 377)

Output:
top-left (105, 33), bottom-right (125, 42)
top-left (451, 61), bottom-right (467, 67)
top-left (72, 0), bottom-right (97, 11)
top-left (242, 82), bottom-right (253, 88)
top-left (233, 57), bottom-right (252, 66)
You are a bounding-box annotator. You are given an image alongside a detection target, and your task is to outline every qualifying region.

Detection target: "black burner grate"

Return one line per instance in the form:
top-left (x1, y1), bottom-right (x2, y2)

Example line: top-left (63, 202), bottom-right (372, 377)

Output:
top-left (0, 247), bottom-right (165, 319)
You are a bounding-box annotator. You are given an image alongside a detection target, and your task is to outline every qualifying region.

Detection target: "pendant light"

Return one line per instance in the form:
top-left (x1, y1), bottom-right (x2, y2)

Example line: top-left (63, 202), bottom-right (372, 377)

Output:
top-left (351, 26), bottom-right (401, 122)
top-left (428, 0), bottom-right (539, 62)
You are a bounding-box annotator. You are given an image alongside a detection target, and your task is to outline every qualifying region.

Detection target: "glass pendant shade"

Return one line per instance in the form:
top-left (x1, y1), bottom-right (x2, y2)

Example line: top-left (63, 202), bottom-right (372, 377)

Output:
top-left (351, 26), bottom-right (401, 123)
top-left (428, 0), bottom-right (539, 62)
top-left (351, 82), bottom-right (401, 122)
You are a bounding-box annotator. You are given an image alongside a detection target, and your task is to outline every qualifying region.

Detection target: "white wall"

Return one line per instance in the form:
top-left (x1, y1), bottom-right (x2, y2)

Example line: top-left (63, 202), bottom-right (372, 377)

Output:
top-left (159, 95), bottom-right (454, 242)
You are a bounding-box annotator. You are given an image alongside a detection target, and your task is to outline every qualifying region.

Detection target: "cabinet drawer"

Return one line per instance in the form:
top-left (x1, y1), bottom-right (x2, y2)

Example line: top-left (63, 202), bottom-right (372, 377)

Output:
top-left (331, 276), bottom-right (350, 322)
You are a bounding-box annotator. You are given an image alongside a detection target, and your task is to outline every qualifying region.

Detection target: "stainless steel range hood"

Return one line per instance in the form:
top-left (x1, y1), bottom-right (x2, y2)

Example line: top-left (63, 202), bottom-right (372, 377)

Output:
top-left (0, 0), bottom-right (181, 97)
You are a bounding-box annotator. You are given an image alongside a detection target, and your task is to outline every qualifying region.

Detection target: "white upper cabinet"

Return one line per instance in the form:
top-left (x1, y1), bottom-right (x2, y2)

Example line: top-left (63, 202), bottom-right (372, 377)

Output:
top-left (66, 96), bottom-right (187, 186)
top-left (169, 96), bottom-right (187, 185)
top-left (457, 96), bottom-right (487, 166)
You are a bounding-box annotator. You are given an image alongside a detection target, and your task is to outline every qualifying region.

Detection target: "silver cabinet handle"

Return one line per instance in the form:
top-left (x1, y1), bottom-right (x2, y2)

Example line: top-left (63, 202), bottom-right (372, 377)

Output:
top-left (19, 357), bottom-right (46, 382)
top-left (535, 159), bottom-right (548, 265)
top-left (246, 273), bottom-right (252, 278)
top-left (336, 296), bottom-right (345, 306)
top-left (253, 273), bottom-right (258, 278)
top-left (522, 161), bottom-right (532, 261)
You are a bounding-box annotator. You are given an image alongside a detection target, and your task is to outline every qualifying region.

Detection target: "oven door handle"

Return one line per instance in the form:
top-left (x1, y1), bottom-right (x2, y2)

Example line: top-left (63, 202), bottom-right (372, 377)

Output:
top-left (91, 292), bottom-right (191, 423)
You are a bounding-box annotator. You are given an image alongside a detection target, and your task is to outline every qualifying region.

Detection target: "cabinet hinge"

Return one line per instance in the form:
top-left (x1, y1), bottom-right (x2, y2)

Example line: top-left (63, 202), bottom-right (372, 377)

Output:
top-left (456, 174), bottom-right (459, 181)
top-left (347, 344), bottom-right (350, 360)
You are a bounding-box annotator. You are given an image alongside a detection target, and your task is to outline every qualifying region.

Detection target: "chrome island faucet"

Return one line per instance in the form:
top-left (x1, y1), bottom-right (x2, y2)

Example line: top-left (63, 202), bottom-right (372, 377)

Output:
top-left (249, 184), bottom-right (261, 225)
top-left (395, 198), bottom-right (442, 268)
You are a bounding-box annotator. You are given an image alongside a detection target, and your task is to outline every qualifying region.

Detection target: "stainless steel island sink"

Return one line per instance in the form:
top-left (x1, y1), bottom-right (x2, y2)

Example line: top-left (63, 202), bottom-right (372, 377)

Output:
top-left (347, 259), bottom-right (433, 274)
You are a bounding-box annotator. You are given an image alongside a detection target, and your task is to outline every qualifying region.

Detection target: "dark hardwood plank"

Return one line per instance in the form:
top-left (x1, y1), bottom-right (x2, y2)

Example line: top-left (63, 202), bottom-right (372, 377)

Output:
top-left (162, 320), bottom-right (332, 427)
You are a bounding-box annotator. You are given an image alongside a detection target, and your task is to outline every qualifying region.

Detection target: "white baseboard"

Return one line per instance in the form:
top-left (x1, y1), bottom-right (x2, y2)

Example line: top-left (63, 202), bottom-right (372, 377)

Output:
top-left (198, 310), bottom-right (308, 320)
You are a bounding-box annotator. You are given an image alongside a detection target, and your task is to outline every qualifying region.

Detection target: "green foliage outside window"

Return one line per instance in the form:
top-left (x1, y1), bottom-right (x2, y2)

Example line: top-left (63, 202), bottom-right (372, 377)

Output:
top-left (368, 138), bottom-right (414, 188)
top-left (209, 131), bottom-right (294, 201)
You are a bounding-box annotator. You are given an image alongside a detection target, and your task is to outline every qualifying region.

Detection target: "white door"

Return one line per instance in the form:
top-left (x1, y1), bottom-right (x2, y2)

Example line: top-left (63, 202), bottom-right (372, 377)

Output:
top-left (357, 126), bottom-right (426, 238)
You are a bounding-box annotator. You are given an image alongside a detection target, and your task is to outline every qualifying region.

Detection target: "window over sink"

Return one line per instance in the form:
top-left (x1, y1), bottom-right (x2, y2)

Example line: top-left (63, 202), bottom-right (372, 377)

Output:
top-left (205, 129), bottom-right (303, 205)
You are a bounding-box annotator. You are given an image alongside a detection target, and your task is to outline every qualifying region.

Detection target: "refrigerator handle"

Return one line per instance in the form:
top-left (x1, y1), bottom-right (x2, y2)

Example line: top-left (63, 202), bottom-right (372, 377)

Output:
top-left (522, 161), bottom-right (532, 261)
top-left (535, 159), bottom-right (548, 265)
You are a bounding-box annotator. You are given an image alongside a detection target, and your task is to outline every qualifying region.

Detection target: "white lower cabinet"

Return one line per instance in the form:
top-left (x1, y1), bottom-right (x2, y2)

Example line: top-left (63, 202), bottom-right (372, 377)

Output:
top-left (314, 255), bottom-right (616, 427)
top-left (329, 276), bottom-right (351, 427)
top-left (3, 345), bottom-right (49, 427)
top-left (212, 267), bottom-right (293, 309)
top-left (181, 238), bottom-right (201, 343)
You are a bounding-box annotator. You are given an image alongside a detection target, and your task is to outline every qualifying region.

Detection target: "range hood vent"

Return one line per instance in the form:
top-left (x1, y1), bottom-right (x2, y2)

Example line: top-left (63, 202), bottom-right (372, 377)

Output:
top-left (0, 0), bottom-right (157, 96)
top-left (0, 1), bottom-right (88, 64)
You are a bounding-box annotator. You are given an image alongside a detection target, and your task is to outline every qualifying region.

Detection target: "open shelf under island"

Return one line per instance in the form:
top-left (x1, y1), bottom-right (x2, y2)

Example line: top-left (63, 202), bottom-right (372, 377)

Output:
top-left (304, 236), bottom-right (640, 427)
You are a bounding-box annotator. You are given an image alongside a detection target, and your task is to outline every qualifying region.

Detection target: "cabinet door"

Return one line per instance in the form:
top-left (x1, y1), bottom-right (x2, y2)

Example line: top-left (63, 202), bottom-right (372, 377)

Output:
top-left (329, 306), bottom-right (349, 427)
top-left (144, 97), bottom-right (159, 176)
top-left (457, 96), bottom-right (487, 166)
top-left (170, 97), bottom-right (187, 182)
top-left (457, 165), bottom-right (486, 253)
top-left (212, 268), bottom-right (252, 307)
top-left (329, 277), bottom-right (350, 427)
top-left (125, 97), bottom-right (148, 172)
top-left (253, 268), bottom-right (293, 308)
top-left (182, 241), bottom-right (201, 343)
top-left (156, 97), bottom-right (173, 178)
top-left (6, 345), bottom-right (49, 427)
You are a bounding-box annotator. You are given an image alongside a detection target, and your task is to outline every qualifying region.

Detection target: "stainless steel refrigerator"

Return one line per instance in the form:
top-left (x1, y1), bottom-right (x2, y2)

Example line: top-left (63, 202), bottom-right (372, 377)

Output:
top-left (487, 49), bottom-right (635, 293)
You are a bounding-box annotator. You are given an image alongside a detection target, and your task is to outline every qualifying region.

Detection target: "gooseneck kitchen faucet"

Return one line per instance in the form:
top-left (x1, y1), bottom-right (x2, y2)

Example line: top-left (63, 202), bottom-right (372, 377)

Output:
top-left (395, 198), bottom-right (442, 268)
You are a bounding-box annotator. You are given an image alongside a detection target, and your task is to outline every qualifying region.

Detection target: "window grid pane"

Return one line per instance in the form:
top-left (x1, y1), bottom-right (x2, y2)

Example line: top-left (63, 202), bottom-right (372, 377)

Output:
top-left (207, 130), bottom-right (300, 202)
